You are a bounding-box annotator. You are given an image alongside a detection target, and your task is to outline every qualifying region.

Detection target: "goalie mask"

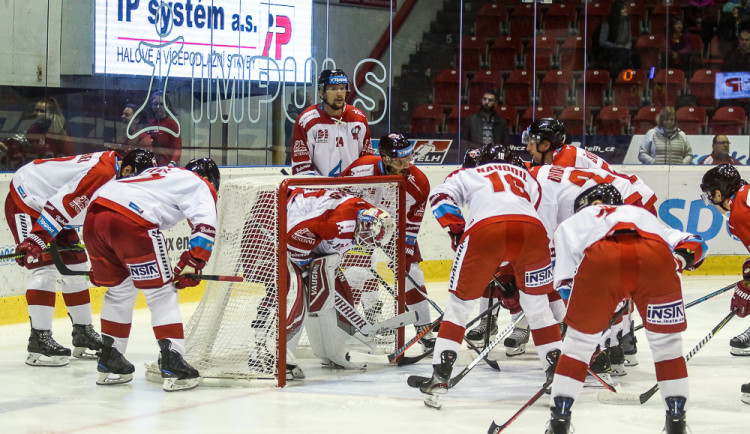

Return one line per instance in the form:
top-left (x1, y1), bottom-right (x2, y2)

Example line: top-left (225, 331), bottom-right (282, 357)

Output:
top-left (573, 183), bottom-right (623, 213)
top-left (354, 207), bottom-right (395, 249)
top-left (700, 164), bottom-right (746, 211)
top-left (185, 157), bottom-right (221, 192)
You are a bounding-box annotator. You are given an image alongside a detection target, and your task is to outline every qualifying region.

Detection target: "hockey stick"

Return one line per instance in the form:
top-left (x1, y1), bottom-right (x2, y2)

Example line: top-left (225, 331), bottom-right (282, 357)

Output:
top-left (598, 309), bottom-right (737, 405)
top-left (486, 301), bottom-right (631, 433)
top-left (1, 243), bottom-right (85, 261)
top-left (632, 283), bottom-right (735, 333)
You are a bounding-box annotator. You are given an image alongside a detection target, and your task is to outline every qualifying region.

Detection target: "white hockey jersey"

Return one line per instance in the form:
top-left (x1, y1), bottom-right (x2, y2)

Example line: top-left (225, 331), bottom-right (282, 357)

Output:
top-left (530, 165), bottom-right (658, 239)
top-left (286, 189), bottom-right (374, 267)
top-left (429, 163), bottom-right (544, 237)
top-left (10, 151), bottom-right (118, 237)
top-left (553, 205), bottom-right (707, 288)
top-left (291, 103), bottom-right (373, 176)
top-left (91, 166), bottom-right (218, 261)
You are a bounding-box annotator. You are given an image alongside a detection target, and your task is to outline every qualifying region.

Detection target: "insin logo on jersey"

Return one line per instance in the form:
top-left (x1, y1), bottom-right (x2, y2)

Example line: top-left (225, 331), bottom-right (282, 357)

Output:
top-left (315, 129), bottom-right (329, 143)
top-left (525, 264), bottom-right (553, 287)
top-left (128, 260), bottom-right (161, 281)
top-left (647, 301), bottom-right (685, 325)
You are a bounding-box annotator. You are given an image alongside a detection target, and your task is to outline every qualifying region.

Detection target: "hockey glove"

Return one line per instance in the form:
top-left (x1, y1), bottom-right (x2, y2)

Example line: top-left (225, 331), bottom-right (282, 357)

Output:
top-left (731, 280), bottom-right (750, 318)
top-left (489, 276), bottom-right (521, 314)
top-left (742, 257), bottom-right (750, 281)
top-left (173, 251), bottom-right (205, 289)
top-left (448, 223), bottom-right (464, 251)
top-left (56, 228), bottom-right (81, 248)
top-left (673, 248), bottom-right (696, 273)
top-left (15, 232), bottom-right (49, 267)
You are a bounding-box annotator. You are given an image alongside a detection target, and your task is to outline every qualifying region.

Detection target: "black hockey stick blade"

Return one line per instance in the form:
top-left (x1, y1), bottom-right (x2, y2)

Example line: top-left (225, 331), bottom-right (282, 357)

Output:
top-left (488, 378), bottom-right (552, 433)
top-left (399, 348), bottom-right (434, 366)
top-left (49, 241), bottom-right (89, 276)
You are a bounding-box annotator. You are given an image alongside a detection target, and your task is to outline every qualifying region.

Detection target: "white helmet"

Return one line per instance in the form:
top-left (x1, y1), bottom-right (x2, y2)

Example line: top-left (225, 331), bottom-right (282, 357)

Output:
top-left (354, 207), bottom-right (395, 249)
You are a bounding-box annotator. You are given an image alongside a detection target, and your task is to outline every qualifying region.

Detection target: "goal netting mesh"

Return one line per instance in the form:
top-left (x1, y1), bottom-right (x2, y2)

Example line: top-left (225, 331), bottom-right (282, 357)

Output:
top-left (182, 175), bottom-right (405, 386)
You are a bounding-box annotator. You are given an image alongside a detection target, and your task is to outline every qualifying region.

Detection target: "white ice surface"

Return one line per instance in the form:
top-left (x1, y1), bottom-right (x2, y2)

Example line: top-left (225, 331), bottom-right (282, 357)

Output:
top-left (0, 275), bottom-right (748, 433)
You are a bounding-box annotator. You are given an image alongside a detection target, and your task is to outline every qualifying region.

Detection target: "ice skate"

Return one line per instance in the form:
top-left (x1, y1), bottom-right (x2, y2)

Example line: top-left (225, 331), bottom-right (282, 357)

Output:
top-left (419, 350), bottom-right (457, 410)
top-left (741, 382), bottom-right (750, 405)
top-left (158, 339), bottom-right (200, 391)
top-left (96, 335), bottom-right (134, 385)
top-left (415, 324), bottom-right (436, 350)
top-left (619, 326), bottom-right (638, 366)
top-left (729, 325), bottom-right (750, 356)
top-left (321, 352), bottom-right (366, 370)
top-left (545, 396), bottom-right (574, 434)
top-left (72, 324), bottom-right (102, 359)
top-left (607, 343), bottom-right (627, 377)
top-left (585, 349), bottom-right (613, 388)
top-left (465, 314), bottom-right (497, 345)
top-left (663, 396), bottom-right (687, 434)
top-left (26, 328), bottom-right (71, 367)
top-left (504, 325), bottom-right (530, 357)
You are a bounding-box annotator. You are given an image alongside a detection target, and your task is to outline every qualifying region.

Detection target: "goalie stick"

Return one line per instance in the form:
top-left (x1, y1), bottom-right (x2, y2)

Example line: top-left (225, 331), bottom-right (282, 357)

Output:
top-left (1, 243), bottom-right (85, 261)
top-left (597, 309), bottom-right (737, 405)
top-left (632, 283), bottom-right (735, 333)
top-left (48, 240), bottom-right (244, 282)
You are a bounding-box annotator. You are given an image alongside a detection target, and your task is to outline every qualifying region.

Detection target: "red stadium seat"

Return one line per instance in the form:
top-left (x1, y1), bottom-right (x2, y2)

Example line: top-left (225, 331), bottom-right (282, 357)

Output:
top-left (433, 69), bottom-right (467, 106)
top-left (540, 70), bottom-right (574, 108)
top-left (559, 36), bottom-right (587, 72)
top-left (635, 34), bottom-right (665, 71)
top-left (455, 36), bottom-right (487, 72)
top-left (652, 68), bottom-right (686, 107)
top-left (626, 1), bottom-right (646, 36)
top-left (676, 106), bottom-right (707, 134)
top-left (525, 35), bottom-right (558, 72)
top-left (595, 105), bottom-right (631, 135)
top-left (495, 105), bottom-right (519, 133)
top-left (650, 2), bottom-right (680, 35)
top-left (475, 3), bottom-right (506, 38)
top-left (519, 106), bottom-right (555, 131)
top-left (632, 106), bottom-right (660, 134)
top-left (509, 3), bottom-right (539, 37)
top-left (576, 69), bottom-right (611, 108)
top-left (578, 2), bottom-right (609, 40)
top-left (410, 103), bottom-right (444, 133)
top-left (468, 70), bottom-right (502, 105)
top-left (613, 69), bottom-right (649, 108)
top-left (559, 106), bottom-right (592, 135)
top-left (689, 69), bottom-right (719, 108)
top-left (504, 69), bottom-right (535, 107)
top-left (543, 3), bottom-right (577, 38)
top-left (489, 36), bottom-right (524, 71)
top-left (711, 106), bottom-right (746, 135)
top-left (445, 104), bottom-right (480, 134)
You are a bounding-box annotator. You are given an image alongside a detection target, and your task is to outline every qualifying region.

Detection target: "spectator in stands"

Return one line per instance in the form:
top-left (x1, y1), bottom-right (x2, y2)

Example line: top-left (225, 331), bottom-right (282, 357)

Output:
top-left (717, 6), bottom-right (749, 51)
top-left (25, 97), bottom-right (74, 158)
top-left (460, 89), bottom-right (509, 148)
top-left (722, 28), bottom-right (750, 72)
top-left (685, 0), bottom-right (717, 46)
top-left (595, 1), bottom-right (638, 78)
top-left (148, 90), bottom-right (182, 166)
top-left (118, 103), bottom-right (153, 148)
top-left (697, 135), bottom-right (742, 165)
top-left (666, 18), bottom-right (699, 74)
top-left (638, 107), bottom-right (693, 165)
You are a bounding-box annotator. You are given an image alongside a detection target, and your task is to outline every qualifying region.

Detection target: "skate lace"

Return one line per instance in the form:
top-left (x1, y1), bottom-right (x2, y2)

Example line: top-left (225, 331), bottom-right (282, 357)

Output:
top-left (736, 328), bottom-right (750, 344)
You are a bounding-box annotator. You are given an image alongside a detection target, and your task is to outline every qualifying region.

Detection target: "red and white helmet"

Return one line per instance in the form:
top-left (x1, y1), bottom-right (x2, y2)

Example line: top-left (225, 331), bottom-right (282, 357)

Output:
top-left (354, 207), bottom-right (395, 249)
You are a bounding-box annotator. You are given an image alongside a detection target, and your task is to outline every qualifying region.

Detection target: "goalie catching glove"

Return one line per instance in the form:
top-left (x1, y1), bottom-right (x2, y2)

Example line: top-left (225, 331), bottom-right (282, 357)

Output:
top-left (15, 231), bottom-right (50, 267)
top-left (173, 251), bottom-right (205, 289)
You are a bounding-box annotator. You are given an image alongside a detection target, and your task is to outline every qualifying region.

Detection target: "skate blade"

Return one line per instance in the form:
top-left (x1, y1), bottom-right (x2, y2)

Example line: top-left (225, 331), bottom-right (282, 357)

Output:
top-left (96, 372), bottom-right (133, 385)
top-left (610, 364), bottom-right (627, 377)
top-left (624, 355), bottom-right (638, 366)
top-left (730, 347), bottom-right (750, 356)
top-left (423, 393), bottom-right (443, 410)
top-left (162, 377), bottom-right (200, 392)
top-left (26, 353), bottom-right (69, 367)
top-left (742, 393), bottom-right (750, 405)
top-left (584, 373), bottom-right (613, 388)
top-left (506, 344), bottom-right (527, 357)
top-left (72, 347), bottom-right (99, 359)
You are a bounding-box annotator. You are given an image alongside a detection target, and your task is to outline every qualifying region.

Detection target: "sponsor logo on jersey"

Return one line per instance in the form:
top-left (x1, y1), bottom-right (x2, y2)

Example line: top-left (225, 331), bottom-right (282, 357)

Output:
top-left (351, 125), bottom-right (361, 141)
top-left (525, 264), bottom-right (553, 288)
top-left (646, 301), bottom-right (685, 325)
top-left (315, 129), bottom-right (329, 143)
top-left (37, 215), bottom-right (57, 235)
top-left (69, 195), bottom-right (90, 214)
top-left (412, 139), bottom-right (453, 164)
top-left (16, 185), bottom-right (27, 199)
top-left (128, 202), bottom-right (144, 214)
top-left (292, 228), bottom-right (317, 245)
top-left (128, 260), bottom-right (161, 281)
top-left (298, 110), bottom-right (319, 128)
top-left (293, 140), bottom-right (308, 157)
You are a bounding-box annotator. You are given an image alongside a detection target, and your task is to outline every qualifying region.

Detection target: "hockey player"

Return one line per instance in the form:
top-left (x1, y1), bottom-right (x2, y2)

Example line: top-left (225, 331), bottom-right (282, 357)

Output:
top-left (547, 184), bottom-right (706, 434)
top-left (418, 143), bottom-right (563, 409)
top-left (291, 69), bottom-right (373, 176)
top-left (699, 164), bottom-right (750, 403)
top-left (287, 188), bottom-right (396, 369)
top-left (8, 148), bottom-right (156, 367)
top-left (82, 158), bottom-right (220, 391)
top-left (341, 133), bottom-right (436, 350)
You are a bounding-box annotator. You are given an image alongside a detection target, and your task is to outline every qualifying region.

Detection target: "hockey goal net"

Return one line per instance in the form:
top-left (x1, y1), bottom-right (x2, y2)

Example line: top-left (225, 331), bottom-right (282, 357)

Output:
top-left (182, 175), bottom-right (406, 387)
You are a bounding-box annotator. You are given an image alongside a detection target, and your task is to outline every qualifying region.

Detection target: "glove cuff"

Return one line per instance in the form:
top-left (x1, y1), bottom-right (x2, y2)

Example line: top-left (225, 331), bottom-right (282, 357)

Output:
top-left (28, 233), bottom-right (48, 250)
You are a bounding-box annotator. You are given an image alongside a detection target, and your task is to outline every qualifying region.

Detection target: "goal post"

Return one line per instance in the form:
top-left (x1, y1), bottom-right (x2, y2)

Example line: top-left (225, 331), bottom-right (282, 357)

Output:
top-left (181, 174), bottom-right (407, 387)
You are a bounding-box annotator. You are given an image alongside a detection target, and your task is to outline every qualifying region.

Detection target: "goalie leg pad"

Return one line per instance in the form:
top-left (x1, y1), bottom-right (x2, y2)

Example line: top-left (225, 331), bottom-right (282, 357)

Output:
top-left (287, 260), bottom-right (307, 342)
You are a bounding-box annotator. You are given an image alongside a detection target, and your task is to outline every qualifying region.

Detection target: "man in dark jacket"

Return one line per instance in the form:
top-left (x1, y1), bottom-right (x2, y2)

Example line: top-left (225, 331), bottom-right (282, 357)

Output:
top-left (461, 89), bottom-right (510, 148)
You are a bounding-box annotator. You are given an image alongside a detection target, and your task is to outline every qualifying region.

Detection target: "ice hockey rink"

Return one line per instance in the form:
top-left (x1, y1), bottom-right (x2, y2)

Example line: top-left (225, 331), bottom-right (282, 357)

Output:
top-left (0, 275), bottom-right (747, 434)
